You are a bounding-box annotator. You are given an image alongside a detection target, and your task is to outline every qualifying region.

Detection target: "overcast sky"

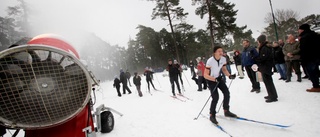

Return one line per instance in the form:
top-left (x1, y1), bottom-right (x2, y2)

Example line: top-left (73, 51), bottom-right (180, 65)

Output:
top-left (1, 0), bottom-right (320, 47)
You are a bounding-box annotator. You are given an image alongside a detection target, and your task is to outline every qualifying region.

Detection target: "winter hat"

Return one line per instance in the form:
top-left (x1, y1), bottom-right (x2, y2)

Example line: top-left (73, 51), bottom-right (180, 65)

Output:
top-left (299, 24), bottom-right (311, 31)
top-left (174, 60), bottom-right (178, 64)
top-left (134, 72), bottom-right (138, 75)
top-left (257, 34), bottom-right (267, 43)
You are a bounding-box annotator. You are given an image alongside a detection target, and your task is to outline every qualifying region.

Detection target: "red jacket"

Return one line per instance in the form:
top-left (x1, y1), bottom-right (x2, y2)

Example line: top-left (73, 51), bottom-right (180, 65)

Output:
top-left (197, 61), bottom-right (205, 76)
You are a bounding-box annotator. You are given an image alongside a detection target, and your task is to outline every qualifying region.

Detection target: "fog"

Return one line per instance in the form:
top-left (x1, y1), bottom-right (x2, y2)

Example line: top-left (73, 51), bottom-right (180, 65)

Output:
top-left (2, 0), bottom-right (320, 49)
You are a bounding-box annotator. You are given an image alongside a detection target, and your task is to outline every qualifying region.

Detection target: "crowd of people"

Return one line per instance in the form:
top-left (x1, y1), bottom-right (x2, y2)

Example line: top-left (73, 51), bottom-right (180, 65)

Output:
top-left (111, 23), bottom-right (319, 125)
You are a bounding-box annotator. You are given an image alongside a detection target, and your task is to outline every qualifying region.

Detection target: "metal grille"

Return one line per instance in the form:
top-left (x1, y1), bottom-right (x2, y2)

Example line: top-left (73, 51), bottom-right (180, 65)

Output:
top-left (0, 45), bottom-right (91, 129)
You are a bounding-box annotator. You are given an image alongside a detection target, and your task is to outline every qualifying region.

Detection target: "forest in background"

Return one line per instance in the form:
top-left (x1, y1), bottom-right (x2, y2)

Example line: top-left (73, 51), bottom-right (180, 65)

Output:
top-left (0, 0), bottom-right (319, 81)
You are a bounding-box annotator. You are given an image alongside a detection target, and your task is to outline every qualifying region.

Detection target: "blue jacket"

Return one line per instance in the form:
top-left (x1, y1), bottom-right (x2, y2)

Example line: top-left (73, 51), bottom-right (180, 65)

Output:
top-left (241, 46), bottom-right (259, 66)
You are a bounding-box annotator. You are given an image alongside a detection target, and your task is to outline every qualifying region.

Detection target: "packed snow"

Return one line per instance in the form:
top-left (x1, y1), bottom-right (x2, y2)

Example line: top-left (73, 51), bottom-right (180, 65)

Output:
top-left (5, 65), bottom-right (320, 137)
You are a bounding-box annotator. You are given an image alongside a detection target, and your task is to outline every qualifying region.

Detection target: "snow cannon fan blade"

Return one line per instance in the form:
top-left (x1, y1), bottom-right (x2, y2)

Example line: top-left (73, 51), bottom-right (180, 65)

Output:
top-left (0, 44), bottom-right (92, 129)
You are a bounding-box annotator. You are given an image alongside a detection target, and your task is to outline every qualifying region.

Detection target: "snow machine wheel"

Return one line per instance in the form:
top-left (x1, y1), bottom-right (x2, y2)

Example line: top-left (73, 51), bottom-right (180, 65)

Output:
top-left (101, 111), bottom-right (114, 133)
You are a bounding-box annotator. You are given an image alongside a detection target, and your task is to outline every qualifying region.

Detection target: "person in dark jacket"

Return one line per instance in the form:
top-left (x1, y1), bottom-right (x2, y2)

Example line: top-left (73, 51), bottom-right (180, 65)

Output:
top-left (166, 59), bottom-right (181, 96)
top-left (120, 69), bottom-right (132, 94)
top-left (242, 39), bottom-right (261, 93)
top-left (273, 41), bottom-right (287, 80)
top-left (189, 60), bottom-right (195, 76)
top-left (283, 34), bottom-right (302, 82)
top-left (220, 52), bottom-right (232, 82)
top-left (174, 60), bottom-right (184, 87)
top-left (113, 75), bottom-right (121, 97)
top-left (144, 67), bottom-right (156, 92)
top-left (233, 50), bottom-right (244, 79)
top-left (298, 24), bottom-right (320, 92)
top-left (133, 72), bottom-right (143, 97)
top-left (126, 69), bottom-right (132, 87)
top-left (253, 35), bottom-right (278, 103)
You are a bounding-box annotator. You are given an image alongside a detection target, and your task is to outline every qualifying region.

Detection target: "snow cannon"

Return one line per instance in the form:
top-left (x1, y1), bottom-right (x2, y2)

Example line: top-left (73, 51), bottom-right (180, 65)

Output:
top-left (0, 34), bottom-right (122, 137)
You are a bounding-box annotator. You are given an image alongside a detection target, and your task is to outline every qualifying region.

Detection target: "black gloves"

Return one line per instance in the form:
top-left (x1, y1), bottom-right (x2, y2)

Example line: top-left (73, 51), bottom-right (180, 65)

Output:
top-left (229, 74), bottom-right (236, 79)
top-left (215, 76), bottom-right (223, 82)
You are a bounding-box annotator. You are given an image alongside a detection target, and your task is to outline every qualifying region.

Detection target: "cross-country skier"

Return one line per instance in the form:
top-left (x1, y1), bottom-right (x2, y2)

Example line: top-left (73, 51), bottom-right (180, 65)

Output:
top-left (133, 72), bottom-right (143, 97)
top-left (174, 60), bottom-right (184, 87)
top-left (166, 59), bottom-right (181, 96)
top-left (204, 46), bottom-right (237, 124)
top-left (144, 67), bottom-right (156, 92)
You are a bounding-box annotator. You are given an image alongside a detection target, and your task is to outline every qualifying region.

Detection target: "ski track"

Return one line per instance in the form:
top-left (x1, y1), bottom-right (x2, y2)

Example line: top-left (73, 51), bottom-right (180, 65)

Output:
top-left (6, 64), bottom-right (320, 137)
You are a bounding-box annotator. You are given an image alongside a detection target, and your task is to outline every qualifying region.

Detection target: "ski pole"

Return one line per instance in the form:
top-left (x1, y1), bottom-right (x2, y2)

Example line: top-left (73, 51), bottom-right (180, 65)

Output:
top-left (194, 81), bottom-right (220, 120)
top-left (182, 71), bottom-right (191, 87)
top-left (154, 72), bottom-right (162, 88)
top-left (217, 79), bottom-right (234, 113)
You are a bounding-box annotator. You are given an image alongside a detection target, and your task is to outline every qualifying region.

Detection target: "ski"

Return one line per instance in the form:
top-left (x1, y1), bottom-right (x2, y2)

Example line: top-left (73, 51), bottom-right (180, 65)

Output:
top-left (177, 94), bottom-right (193, 101)
top-left (217, 115), bottom-right (291, 128)
top-left (170, 96), bottom-right (186, 102)
top-left (235, 117), bottom-right (292, 128)
top-left (213, 124), bottom-right (233, 137)
top-left (201, 114), bottom-right (232, 137)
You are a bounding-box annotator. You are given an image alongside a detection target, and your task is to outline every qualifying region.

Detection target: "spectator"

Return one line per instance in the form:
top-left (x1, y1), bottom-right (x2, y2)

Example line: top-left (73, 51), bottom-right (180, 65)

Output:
top-left (196, 57), bottom-right (207, 91)
top-left (278, 39), bottom-right (285, 48)
top-left (233, 50), bottom-right (244, 79)
top-left (133, 72), bottom-right (143, 97)
top-left (254, 35), bottom-right (278, 103)
top-left (113, 75), bottom-right (121, 97)
top-left (241, 39), bottom-right (261, 93)
top-left (283, 34), bottom-right (302, 83)
top-left (298, 24), bottom-right (320, 92)
top-left (273, 41), bottom-right (287, 80)
top-left (189, 60), bottom-right (196, 76)
top-left (126, 69), bottom-right (132, 87)
top-left (120, 69), bottom-right (132, 94)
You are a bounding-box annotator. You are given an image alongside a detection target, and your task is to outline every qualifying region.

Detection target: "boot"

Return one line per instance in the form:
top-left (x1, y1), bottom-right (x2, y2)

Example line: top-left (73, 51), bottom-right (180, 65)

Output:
top-left (306, 88), bottom-right (320, 92)
top-left (285, 78), bottom-right (291, 83)
top-left (209, 114), bottom-right (218, 124)
top-left (266, 98), bottom-right (278, 103)
top-left (297, 74), bottom-right (302, 82)
top-left (224, 110), bottom-right (237, 118)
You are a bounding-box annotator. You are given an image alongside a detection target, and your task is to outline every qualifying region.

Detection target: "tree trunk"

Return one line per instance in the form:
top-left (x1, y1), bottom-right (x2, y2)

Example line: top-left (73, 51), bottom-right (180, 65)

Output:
top-left (164, 0), bottom-right (180, 63)
top-left (206, 0), bottom-right (215, 49)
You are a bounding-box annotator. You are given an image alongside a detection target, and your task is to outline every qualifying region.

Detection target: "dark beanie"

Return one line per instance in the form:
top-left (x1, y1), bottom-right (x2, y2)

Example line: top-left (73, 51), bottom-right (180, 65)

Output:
top-left (299, 24), bottom-right (311, 31)
top-left (257, 34), bottom-right (267, 43)
top-left (213, 46), bottom-right (222, 53)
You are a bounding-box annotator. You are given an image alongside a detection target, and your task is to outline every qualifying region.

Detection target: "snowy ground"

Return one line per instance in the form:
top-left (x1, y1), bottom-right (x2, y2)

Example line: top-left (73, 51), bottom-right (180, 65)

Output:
top-left (6, 64), bottom-right (320, 137)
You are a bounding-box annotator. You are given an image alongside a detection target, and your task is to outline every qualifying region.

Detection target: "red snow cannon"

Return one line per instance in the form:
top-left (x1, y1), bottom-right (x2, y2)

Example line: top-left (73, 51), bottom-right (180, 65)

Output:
top-left (0, 34), bottom-right (122, 137)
